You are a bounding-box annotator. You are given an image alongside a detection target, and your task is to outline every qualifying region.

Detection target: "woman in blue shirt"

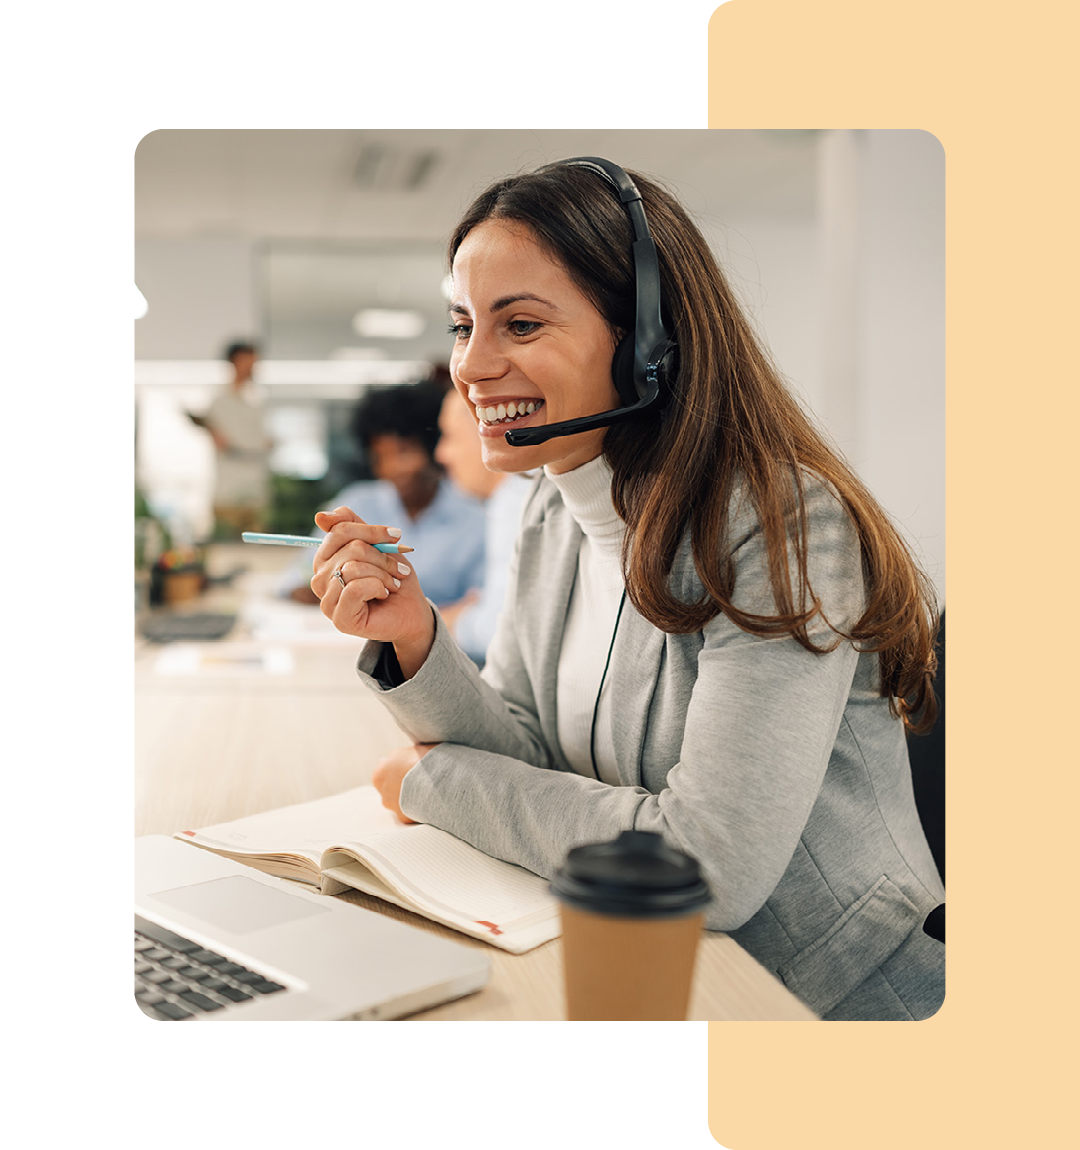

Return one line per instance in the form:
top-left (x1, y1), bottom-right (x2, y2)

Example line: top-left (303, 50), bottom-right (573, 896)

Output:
top-left (282, 380), bottom-right (485, 608)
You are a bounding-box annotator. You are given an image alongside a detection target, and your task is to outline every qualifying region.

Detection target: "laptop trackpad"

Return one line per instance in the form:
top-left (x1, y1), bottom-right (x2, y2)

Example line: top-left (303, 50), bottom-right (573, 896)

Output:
top-left (154, 876), bottom-right (330, 934)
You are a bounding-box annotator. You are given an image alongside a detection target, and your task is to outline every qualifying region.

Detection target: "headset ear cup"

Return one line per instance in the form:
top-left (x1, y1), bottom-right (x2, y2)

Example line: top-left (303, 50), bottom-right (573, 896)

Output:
top-left (610, 334), bottom-right (638, 405)
top-left (656, 340), bottom-right (678, 401)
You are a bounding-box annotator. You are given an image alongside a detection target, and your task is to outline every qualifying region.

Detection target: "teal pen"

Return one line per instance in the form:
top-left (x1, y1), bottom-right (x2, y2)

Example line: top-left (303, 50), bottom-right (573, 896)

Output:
top-left (241, 532), bottom-right (414, 554)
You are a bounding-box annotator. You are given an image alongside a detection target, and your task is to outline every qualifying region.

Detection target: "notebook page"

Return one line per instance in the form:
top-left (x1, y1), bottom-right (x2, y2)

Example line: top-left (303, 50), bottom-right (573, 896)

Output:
top-left (179, 785), bottom-right (405, 862)
top-left (348, 826), bottom-right (555, 928)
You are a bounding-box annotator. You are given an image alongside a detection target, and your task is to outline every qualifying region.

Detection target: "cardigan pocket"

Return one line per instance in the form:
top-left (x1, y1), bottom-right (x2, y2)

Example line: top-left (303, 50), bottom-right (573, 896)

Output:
top-left (777, 875), bottom-right (921, 1018)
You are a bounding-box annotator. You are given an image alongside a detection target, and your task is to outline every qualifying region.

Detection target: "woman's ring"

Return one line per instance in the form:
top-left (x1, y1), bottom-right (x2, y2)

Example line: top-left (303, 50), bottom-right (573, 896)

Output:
top-left (333, 567), bottom-right (346, 589)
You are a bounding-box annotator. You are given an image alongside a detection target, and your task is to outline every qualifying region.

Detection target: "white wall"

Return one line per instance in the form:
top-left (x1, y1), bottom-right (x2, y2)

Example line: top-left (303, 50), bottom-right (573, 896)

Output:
top-left (818, 129), bottom-right (946, 604)
top-left (135, 237), bottom-right (258, 359)
top-left (707, 215), bottom-right (822, 415)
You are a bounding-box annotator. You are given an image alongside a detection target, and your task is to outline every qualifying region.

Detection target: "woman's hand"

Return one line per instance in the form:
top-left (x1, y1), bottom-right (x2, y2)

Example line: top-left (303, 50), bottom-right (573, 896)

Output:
top-left (310, 507), bottom-right (435, 675)
top-left (372, 743), bottom-right (439, 823)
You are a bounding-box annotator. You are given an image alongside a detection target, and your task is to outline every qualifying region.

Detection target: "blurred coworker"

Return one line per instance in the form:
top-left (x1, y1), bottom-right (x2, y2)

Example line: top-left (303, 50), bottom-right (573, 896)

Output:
top-left (202, 341), bottom-right (272, 537)
top-left (283, 380), bottom-right (486, 607)
top-left (434, 389), bottom-right (532, 666)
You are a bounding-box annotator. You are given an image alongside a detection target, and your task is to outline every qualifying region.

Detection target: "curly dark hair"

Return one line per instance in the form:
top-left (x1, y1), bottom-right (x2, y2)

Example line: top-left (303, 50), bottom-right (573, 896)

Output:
top-left (350, 379), bottom-right (447, 460)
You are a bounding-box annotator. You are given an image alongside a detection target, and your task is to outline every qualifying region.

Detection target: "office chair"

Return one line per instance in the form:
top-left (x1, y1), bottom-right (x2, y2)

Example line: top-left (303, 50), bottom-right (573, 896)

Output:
top-left (907, 611), bottom-right (945, 941)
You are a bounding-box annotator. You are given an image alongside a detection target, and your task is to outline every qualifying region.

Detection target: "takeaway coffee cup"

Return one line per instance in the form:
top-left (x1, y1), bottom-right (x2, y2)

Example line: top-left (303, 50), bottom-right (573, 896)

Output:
top-left (550, 830), bottom-right (712, 1021)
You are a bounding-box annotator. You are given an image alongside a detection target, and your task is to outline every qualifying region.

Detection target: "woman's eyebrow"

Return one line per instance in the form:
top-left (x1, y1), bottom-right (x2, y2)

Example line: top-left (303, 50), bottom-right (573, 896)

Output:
top-left (449, 293), bottom-right (564, 317)
top-left (490, 293), bottom-right (562, 313)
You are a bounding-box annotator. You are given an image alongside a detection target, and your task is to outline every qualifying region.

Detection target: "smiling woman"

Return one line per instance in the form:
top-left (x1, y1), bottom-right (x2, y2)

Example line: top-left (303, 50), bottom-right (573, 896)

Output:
top-left (309, 157), bottom-right (945, 1022)
top-left (446, 222), bottom-right (619, 475)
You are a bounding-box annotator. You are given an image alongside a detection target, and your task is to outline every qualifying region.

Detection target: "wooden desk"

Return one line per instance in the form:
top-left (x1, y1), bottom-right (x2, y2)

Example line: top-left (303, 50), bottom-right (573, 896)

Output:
top-left (135, 545), bottom-right (818, 1022)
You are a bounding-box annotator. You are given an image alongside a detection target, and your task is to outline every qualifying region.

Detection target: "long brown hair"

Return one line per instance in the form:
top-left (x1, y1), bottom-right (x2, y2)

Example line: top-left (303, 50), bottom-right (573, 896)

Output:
top-left (449, 162), bottom-right (939, 732)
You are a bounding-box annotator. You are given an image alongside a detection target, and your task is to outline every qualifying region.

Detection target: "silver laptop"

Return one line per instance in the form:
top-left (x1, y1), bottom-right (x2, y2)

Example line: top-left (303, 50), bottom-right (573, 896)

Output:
top-left (135, 835), bottom-right (490, 1021)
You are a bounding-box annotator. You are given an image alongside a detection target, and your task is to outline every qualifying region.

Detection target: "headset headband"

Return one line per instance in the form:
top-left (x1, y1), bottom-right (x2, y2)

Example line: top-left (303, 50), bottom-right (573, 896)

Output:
top-left (562, 158), bottom-right (670, 362)
top-left (504, 156), bottom-right (676, 447)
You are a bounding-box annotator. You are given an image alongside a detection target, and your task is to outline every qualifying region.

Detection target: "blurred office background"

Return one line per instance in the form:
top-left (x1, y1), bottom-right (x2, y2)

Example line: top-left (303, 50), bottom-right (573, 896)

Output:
top-left (134, 128), bottom-right (944, 603)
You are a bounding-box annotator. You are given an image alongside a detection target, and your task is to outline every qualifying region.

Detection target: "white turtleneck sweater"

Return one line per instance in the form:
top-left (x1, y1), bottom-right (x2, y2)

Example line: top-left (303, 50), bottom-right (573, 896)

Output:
top-left (544, 455), bottom-right (627, 785)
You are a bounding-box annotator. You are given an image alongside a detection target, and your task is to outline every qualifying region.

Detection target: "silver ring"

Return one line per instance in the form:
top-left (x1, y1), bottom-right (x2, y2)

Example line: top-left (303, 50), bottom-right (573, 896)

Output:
top-left (332, 566), bottom-right (346, 589)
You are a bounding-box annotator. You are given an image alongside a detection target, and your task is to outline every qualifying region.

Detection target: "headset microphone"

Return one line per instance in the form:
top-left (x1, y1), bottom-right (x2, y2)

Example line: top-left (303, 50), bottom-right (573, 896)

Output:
top-left (503, 157), bottom-right (678, 448)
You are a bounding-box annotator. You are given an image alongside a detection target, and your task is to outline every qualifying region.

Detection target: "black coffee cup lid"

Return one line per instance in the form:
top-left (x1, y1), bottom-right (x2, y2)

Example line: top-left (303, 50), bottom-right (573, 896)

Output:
top-left (550, 831), bottom-right (711, 919)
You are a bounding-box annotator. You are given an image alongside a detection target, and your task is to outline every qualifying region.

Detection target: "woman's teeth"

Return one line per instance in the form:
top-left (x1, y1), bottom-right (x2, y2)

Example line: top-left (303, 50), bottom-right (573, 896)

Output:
top-left (478, 400), bottom-right (542, 424)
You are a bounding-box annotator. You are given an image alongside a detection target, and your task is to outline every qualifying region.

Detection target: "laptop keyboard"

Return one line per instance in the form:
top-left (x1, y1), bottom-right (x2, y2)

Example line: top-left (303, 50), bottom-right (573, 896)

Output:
top-left (135, 915), bottom-right (287, 1020)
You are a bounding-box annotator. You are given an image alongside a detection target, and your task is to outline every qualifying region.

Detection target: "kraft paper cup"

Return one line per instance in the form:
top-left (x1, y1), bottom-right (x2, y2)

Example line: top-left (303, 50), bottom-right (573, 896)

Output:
top-left (551, 830), bottom-right (712, 1021)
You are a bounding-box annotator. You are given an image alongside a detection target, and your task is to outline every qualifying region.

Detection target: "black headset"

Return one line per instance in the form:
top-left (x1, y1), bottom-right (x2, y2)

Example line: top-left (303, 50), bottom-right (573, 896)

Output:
top-left (503, 156), bottom-right (679, 448)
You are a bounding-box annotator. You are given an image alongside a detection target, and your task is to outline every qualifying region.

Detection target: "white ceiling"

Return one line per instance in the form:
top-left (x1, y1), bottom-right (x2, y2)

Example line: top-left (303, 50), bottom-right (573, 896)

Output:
top-left (135, 129), bottom-right (821, 240)
top-left (135, 130), bottom-right (822, 361)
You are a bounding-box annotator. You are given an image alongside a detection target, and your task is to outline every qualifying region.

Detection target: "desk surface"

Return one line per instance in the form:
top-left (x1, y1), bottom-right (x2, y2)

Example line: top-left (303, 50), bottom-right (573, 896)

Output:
top-left (135, 545), bottom-right (817, 1022)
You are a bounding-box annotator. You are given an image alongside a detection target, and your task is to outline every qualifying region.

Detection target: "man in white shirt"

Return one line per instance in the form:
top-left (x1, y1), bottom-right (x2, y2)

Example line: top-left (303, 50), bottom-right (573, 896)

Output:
top-left (204, 341), bottom-right (272, 537)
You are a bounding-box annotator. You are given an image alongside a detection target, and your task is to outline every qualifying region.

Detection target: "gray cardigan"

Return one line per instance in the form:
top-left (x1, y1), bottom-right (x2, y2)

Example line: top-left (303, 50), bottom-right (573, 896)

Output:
top-left (356, 473), bottom-right (945, 1020)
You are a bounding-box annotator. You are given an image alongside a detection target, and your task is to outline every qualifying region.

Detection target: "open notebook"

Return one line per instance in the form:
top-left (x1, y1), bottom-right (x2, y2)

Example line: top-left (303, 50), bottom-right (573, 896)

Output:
top-left (176, 786), bottom-right (560, 954)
